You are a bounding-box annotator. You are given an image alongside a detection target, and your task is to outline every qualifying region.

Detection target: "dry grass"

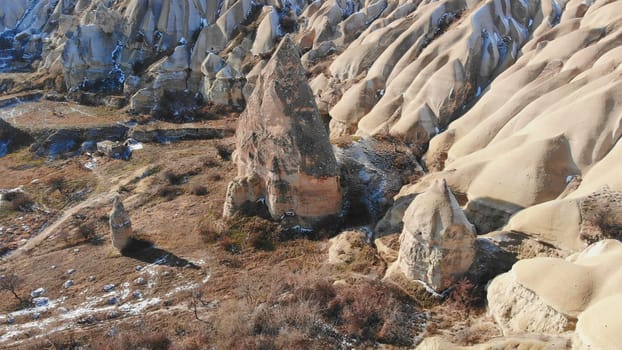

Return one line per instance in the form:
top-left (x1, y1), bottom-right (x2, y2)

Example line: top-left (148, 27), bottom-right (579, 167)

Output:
top-left (192, 270), bottom-right (423, 348)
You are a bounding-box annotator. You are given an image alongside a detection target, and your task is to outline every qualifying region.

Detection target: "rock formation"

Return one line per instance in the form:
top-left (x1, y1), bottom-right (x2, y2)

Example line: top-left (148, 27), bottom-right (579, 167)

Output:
top-left (223, 36), bottom-right (341, 229)
top-left (487, 239), bottom-right (622, 349)
top-left (391, 179), bottom-right (476, 291)
top-left (334, 136), bottom-right (421, 227)
top-left (109, 195), bottom-right (132, 251)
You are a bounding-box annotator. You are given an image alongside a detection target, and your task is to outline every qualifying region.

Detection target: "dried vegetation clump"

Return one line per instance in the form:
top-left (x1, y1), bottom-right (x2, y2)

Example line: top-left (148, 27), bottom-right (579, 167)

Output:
top-left (201, 273), bottom-right (423, 348)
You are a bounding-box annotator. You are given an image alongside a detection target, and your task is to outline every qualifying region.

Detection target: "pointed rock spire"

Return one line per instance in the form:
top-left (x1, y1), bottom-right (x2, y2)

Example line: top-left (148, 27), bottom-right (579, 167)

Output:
top-left (109, 195), bottom-right (133, 251)
top-left (224, 36), bottom-right (341, 229)
top-left (394, 179), bottom-right (476, 291)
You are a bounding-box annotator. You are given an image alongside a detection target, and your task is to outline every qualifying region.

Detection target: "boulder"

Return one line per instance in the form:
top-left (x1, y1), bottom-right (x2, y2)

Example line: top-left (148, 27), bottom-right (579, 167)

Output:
top-left (327, 230), bottom-right (367, 265)
top-left (96, 140), bottom-right (131, 160)
top-left (335, 136), bottom-right (420, 227)
top-left (109, 195), bottom-right (133, 251)
top-left (223, 36), bottom-right (341, 229)
top-left (392, 179), bottom-right (476, 291)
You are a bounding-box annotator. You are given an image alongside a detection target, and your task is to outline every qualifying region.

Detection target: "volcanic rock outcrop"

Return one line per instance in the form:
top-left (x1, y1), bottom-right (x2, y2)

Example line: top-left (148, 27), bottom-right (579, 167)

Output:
top-left (390, 179), bottom-right (476, 291)
top-left (487, 239), bottom-right (622, 349)
top-left (223, 37), bottom-right (341, 228)
top-left (109, 195), bottom-right (133, 251)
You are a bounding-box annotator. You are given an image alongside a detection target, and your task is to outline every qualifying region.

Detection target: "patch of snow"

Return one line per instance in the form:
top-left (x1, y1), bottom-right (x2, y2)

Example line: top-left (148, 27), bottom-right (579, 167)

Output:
top-left (414, 280), bottom-right (449, 298)
top-left (31, 288), bottom-right (46, 298)
top-left (33, 297), bottom-right (49, 307)
top-left (165, 283), bottom-right (199, 297)
top-left (118, 297), bottom-right (161, 316)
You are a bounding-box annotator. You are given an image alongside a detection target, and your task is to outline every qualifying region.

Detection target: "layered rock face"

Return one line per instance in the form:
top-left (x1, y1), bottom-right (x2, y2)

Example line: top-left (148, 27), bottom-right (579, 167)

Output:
top-left (487, 239), bottom-right (622, 349)
top-left (109, 195), bottom-right (133, 251)
top-left (223, 37), bottom-right (341, 228)
top-left (392, 179), bottom-right (476, 291)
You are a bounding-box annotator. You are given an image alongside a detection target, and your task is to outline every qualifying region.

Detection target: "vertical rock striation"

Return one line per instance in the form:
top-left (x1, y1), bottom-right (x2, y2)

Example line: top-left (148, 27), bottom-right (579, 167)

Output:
top-left (223, 36), bottom-right (341, 229)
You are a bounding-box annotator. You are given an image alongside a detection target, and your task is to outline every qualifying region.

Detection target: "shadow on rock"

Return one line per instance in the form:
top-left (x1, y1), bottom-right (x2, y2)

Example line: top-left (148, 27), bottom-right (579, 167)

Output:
top-left (121, 238), bottom-right (199, 269)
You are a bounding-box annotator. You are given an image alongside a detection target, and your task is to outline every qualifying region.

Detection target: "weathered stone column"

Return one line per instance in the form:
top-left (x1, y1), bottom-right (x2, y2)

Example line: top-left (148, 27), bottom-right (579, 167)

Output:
top-left (109, 195), bottom-right (132, 251)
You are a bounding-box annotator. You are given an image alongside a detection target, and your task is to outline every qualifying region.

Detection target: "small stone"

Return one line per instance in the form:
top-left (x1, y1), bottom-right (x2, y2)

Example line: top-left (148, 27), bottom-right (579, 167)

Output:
top-left (73, 248), bottom-right (80, 253)
top-left (135, 265), bottom-right (143, 271)
top-left (31, 288), bottom-right (46, 298)
top-left (51, 265), bottom-right (57, 270)
top-left (134, 277), bottom-right (146, 285)
top-left (63, 280), bottom-right (75, 288)
top-left (32, 312), bottom-right (41, 320)
top-left (132, 290), bottom-right (143, 299)
top-left (103, 284), bottom-right (115, 292)
top-left (67, 268), bottom-right (76, 275)
top-left (33, 297), bottom-right (49, 307)
top-left (7, 316), bottom-right (15, 324)
top-left (107, 297), bottom-right (117, 305)
top-left (108, 311), bottom-right (119, 319)
top-left (88, 275), bottom-right (97, 282)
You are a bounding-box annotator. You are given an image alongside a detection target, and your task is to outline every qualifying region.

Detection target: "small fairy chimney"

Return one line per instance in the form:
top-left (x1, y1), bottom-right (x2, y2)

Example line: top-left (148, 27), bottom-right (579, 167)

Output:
top-left (109, 195), bottom-right (132, 251)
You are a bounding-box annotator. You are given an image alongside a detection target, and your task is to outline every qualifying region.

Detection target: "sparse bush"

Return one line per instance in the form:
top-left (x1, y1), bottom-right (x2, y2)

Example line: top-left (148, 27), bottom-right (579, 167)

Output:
top-left (158, 185), bottom-right (183, 201)
top-left (203, 157), bottom-right (220, 168)
top-left (78, 223), bottom-right (95, 240)
top-left (219, 236), bottom-right (241, 254)
top-left (204, 271), bottom-right (419, 348)
top-left (444, 277), bottom-right (479, 317)
top-left (207, 173), bottom-right (222, 182)
top-left (99, 332), bottom-right (171, 350)
top-left (190, 185), bottom-right (208, 196)
top-left (164, 171), bottom-right (187, 185)
top-left (197, 211), bottom-right (227, 243)
top-left (78, 223), bottom-right (103, 245)
top-left (247, 218), bottom-right (279, 251)
top-left (46, 175), bottom-right (66, 194)
top-left (4, 191), bottom-right (33, 212)
top-left (0, 272), bottom-right (32, 309)
top-left (215, 144), bottom-right (233, 161)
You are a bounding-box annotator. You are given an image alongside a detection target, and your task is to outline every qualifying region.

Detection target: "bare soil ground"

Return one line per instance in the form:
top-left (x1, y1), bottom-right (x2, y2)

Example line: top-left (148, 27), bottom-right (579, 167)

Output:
top-left (0, 101), bottom-right (491, 349)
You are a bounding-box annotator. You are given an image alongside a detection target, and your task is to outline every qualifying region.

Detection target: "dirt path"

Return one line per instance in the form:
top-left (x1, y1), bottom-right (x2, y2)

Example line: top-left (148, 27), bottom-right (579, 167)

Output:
top-left (3, 192), bottom-right (117, 261)
top-left (3, 161), bottom-right (157, 261)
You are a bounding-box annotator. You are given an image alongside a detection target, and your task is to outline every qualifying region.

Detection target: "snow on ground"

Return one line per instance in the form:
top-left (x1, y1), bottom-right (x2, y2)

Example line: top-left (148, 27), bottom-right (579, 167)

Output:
top-left (0, 258), bottom-right (212, 346)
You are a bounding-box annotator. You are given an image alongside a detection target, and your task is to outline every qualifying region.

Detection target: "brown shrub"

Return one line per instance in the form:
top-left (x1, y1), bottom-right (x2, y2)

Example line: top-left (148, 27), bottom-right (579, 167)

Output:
top-left (203, 270), bottom-right (420, 348)
top-left (219, 236), bottom-right (241, 254)
top-left (190, 184), bottom-right (208, 196)
top-left (0, 272), bottom-right (32, 309)
top-left (46, 175), bottom-right (66, 193)
top-left (215, 143), bottom-right (233, 161)
top-left (158, 185), bottom-right (183, 201)
top-left (202, 157), bottom-right (220, 168)
top-left (97, 332), bottom-right (171, 350)
top-left (4, 191), bottom-right (33, 212)
top-left (444, 277), bottom-right (479, 318)
top-left (207, 173), bottom-right (222, 182)
top-left (78, 223), bottom-right (102, 244)
top-left (164, 170), bottom-right (187, 185)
